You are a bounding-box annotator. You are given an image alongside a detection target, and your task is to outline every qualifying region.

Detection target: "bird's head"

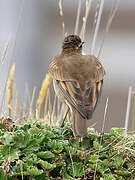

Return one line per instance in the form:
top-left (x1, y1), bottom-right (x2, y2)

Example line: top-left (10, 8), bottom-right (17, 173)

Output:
top-left (62, 34), bottom-right (84, 54)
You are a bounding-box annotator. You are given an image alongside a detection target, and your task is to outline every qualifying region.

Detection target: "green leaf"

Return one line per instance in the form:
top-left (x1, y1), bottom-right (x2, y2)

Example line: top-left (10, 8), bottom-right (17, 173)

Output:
top-left (65, 146), bottom-right (77, 156)
top-left (23, 154), bottom-right (38, 165)
top-left (93, 140), bottom-right (101, 150)
top-left (44, 130), bottom-right (55, 139)
top-left (0, 169), bottom-right (7, 180)
top-left (114, 169), bottom-right (131, 176)
top-left (62, 171), bottom-right (74, 180)
top-left (10, 151), bottom-right (20, 162)
top-left (0, 144), bottom-right (10, 155)
top-left (35, 173), bottom-right (48, 180)
top-left (81, 137), bottom-right (91, 150)
top-left (90, 155), bottom-right (99, 164)
top-left (68, 162), bottom-right (87, 178)
top-left (19, 124), bottom-right (31, 132)
top-left (100, 174), bottom-right (116, 180)
top-left (110, 128), bottom-right (125, 136)
top-left (112, 154), bottom-right (124, 168)
top-left (39, 160), bottom-right (56, 170)
top-left (28, 127), bottom-right (42, 135)
top-left (13, 132), bottom-right (30, 148)
top-left (37, 151), bottom-right (55, 159)
top-left (22, 142), bottom-right (39, 153)
top-left (27, 166), bottom-right (43, 176)
top-left (9, 164), bottom-right (21, 176)
top-left (5, 136), bottom-right (13, 145)
top-left (49, 140), bottom-right (63, 154)
top-left (87, 127), bottom-right (95, 133)
top-left (69, 138), bottom-right (80, 149)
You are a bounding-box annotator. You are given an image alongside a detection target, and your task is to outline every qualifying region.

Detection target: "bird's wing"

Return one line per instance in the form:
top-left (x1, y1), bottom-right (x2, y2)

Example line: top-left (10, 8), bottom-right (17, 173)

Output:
top-left (49, 54), bottom-right (105, 119)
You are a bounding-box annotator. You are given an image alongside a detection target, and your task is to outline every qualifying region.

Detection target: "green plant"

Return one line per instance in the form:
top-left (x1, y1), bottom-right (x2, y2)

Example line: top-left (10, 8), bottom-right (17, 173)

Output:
top-left (0, 121), bottom-right (135, 180)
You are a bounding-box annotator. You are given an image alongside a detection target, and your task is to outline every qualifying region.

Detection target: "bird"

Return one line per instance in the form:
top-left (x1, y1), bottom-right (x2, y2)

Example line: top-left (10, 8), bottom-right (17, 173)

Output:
top-left (49, 34), bottom-right (105, 137)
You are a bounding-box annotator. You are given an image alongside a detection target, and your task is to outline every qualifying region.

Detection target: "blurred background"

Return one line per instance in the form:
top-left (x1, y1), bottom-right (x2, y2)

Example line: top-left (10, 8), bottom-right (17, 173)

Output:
top-left (0, 0), bottom-right (135, 131)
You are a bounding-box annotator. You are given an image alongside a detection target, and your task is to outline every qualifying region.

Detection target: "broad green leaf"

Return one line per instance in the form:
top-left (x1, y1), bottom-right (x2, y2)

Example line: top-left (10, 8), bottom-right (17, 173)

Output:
top-left (28, 127), bottom-right (43, 135)
top-left (68, 162), bottom-right (87, 178)
top-left (110, 128), bottom-right (125, 136)
top-left (22, 142), bottom-right (39, 153)
top-left (27, 166), bottom-right (43, 176)
top-left (0, 169), bottom-right (7, 180)
top-left (23, 154), bottom-right (38, 165)
top-left (112, 155), bottom-right (124, 168)
top-left (4, 133), bottom-right (14, 144)
top-left (10, 151), bottom-right (20, 162)
top-left (39, 160), bottom-right (56, 170)
top-left (9, 164), bottom-right (21, 176)
top-left (37, 151), bottom-right (55, 159)
top-left (0, 144), bottom-right (10, 155)
top-left (100, 174), bottom-right (116, 180)
top-left (93, 140), bottom-right (101, 150)
top-left (114, 169), bottom-right (131, 176)
top-left (44, 130), bottom-right (55, 139)
top-left (90, 155), bottom-right (99, 164)
top-left (35, 173), bottom-right (48, 180)
top-left (49, 140), bottom-right (63, 154)
top-left (65, 146), bottom-right (77, 156)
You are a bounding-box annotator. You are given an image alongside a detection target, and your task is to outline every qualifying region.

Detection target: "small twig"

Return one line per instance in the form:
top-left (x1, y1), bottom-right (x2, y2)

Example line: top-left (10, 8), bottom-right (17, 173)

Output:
top-left (91, 0), bottom-right (105, 55)
top-left (69, 149), bottom-right (75, 178)
top-left (74, 0), bottom-right (82, 35)
top-left (58, 0), bottom-right (65, 37)
top-left (124, 86), bottom-right (132, 135)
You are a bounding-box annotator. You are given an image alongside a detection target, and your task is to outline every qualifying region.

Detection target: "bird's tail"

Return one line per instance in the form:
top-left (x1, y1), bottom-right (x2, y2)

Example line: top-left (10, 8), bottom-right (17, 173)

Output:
top-left (72, 108), bottom-right (87, 137)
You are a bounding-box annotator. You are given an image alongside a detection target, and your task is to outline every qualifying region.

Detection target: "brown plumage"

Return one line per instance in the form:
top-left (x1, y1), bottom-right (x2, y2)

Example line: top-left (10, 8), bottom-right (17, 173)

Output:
top-left (49, 35), bottom-right (105, 137)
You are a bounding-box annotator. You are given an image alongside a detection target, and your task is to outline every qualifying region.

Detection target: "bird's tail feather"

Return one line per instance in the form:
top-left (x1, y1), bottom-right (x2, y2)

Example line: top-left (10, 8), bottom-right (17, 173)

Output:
top-left (72, 108), bottom-right (87, 137)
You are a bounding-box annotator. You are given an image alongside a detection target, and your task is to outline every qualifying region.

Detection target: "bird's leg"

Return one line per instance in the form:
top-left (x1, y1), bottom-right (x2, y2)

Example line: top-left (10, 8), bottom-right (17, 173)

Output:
top-left (61, 106), bottom-right (70, 128)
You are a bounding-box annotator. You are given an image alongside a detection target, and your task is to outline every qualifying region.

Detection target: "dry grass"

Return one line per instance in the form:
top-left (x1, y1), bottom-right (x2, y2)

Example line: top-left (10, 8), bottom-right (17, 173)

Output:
top-left (7, 64), bottom-right (16, 117)
top-left (1, 39), bottom-right (10, 64)
top-left (80, 0), bottom-right (92, 41)
top-left (14, 84), bottom-right (21, 120)
top-left (58, 0), bottom-right (65, 36)
top-left (131, 91), bottom-right (135, 131)
top-left (36, 73), bottom-right (52, 120)
top-left (124, 86), bottom-right (132, 134)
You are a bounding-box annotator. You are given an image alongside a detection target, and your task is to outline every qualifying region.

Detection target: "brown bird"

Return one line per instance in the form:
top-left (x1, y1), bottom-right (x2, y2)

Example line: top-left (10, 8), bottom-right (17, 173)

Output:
top-left (49, 35), bottom-right (105, 137)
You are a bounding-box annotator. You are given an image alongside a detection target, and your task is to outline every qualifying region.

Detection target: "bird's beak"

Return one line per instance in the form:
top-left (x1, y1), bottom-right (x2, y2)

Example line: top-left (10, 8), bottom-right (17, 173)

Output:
top-left (79, 42), bottom-right (85, 48)
top-left (82, 42), bottom-right (85, 45)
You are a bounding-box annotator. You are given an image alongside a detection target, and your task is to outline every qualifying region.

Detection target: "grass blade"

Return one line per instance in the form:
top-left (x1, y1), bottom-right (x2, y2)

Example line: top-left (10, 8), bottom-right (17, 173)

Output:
top-left (124, 86), bottom-right (132, 134)
top-left (74, 0), bottom-right (82, 35)
top-left (91, 0), bottom-right (104, 55)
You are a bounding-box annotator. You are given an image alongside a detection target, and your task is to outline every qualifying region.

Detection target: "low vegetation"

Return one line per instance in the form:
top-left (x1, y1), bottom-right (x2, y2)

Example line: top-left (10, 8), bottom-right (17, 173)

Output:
top-left (0, 120), bottom-right (135, 180)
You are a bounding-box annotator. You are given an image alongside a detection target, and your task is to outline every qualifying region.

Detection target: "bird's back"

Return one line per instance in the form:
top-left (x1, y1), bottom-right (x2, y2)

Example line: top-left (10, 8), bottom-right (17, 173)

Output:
top-left (50, 53), bottom-right (104, 91)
